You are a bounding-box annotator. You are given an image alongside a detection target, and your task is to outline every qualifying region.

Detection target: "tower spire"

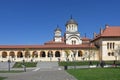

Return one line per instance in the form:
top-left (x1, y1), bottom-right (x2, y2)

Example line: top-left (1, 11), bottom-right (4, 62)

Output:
top-left (85, 33), bottom-right (86, 38)
top-left (70, 15), bottom-right (73, 19)
top-left (57, 24), bottom-right (59, 28)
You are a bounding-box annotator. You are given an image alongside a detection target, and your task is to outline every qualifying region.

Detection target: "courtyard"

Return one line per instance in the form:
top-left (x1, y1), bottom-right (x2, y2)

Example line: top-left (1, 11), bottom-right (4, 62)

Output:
top-left (0, 61), bottom-right (120, 80)
top-left (0, 62), bottom-right (76, 80)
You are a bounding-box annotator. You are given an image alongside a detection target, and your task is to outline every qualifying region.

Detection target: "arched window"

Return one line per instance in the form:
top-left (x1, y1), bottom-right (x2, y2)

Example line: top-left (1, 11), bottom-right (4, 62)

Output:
top-left (2, 52), bottom-right (7, 58)
top-left (74, 40), bottom-right (76, 44)
top-left (107, 43), bottom-right (109, 49)
top-left (66, 26), bottom-right (68, 31)
top-left (107, 42), bottom-right (115, 50)
top-left (9, 51), bottom-right (15, 58)
top-left (72, 40), bottom-right (76, 45)
top-left (112, 52), bottom-right (114, 56)
top-left (110, 43), bottom-right (112, 49)
top-left (78, 51), bottom-right (83, 57)
top-left (72, 25), bottom-right (73, 30)
top-left (108, 52), bottom-right (110, 56)
top-left (55, 51), bottom-right (60, 57)
top-left (113, 43), bottom-right (115, 49)
top-left (17, 51), bottom-right (23, 58)
top-left (40, 51), bottom-right (46, 57)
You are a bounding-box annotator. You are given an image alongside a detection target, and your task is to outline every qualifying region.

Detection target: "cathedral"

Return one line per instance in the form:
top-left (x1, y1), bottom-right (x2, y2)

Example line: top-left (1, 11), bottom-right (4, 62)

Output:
top-left (0, 17), bottom-right (120, 62)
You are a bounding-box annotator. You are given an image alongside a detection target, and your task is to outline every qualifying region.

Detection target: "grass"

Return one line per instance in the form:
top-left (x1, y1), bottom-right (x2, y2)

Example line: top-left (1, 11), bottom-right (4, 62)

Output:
top-left (59, 61), bottom-right (120, 66)
top-left (67, 68), bottom-right (120, 80)
top-left (0, 70), bottom-right (23, 73)
top-left (0, 77), bottom-right (6, 80)
top-left (13, 62), bottom-right (37, 68)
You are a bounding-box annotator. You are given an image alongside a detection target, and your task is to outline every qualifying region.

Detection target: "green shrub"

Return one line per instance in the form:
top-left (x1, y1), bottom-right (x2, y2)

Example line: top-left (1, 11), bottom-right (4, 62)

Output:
top-left (59, 61), bottom-right (99, 66)
top-left (59, 60), bottom-right (120, 66)
top-left (13, 62), bottom-right (37, 68)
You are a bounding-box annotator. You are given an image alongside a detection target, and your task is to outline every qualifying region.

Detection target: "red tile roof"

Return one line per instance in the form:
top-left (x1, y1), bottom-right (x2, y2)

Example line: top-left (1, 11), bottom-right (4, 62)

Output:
top-left (92, 26), bottom-right (120, 41)
top-left (81, 37), bottom-right (91, 41)
top-left (44, 40), bottom-right (65, 45)
top-left (0, 44), bottom-right (95, 49)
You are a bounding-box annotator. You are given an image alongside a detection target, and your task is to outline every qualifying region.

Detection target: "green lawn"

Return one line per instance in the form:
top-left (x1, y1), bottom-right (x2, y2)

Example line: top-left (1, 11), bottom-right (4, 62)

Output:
top-left (67, 68), bottom-right (120, 80)
top-left (13, 62), bottom-right (37, 68)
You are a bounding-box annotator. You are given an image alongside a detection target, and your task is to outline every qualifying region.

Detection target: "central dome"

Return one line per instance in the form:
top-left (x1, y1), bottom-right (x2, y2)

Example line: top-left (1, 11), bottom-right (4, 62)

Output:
top-left (66, 18), bottom-right (78, 26)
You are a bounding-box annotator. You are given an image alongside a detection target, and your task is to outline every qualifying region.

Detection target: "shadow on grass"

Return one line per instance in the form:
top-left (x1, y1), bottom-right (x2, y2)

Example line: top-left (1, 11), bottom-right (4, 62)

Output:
top-left (0, 77), bottom-right (7, 80)
top-left (0, 70), bottom-right (23, 73)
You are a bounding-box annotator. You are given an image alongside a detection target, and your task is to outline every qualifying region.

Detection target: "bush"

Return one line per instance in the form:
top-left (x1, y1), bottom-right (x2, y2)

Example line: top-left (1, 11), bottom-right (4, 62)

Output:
top-left (59, 60), bottom-right (120, 66)
top-left (59, 61), bottom-right (99, 66)
top-left (13, 62), bottom-right (37, 68)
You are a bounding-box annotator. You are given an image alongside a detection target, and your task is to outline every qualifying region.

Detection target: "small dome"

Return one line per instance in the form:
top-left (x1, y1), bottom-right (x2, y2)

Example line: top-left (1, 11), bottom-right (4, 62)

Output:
top-left (55, 26), bottom-right (61, 32)
top-left (66, 18), bottom-right (78, 26)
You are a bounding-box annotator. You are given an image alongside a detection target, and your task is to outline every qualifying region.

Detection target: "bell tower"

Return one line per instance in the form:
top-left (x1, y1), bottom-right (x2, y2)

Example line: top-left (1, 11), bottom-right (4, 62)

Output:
top-left (54, 26), bottom-right (62, 42)
top-left (65, 17), bottom-right (82, 45)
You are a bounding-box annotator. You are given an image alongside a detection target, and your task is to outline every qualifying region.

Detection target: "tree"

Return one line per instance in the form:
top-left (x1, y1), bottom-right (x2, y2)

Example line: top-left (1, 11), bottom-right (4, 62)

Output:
top-left (72, 50), bottom-right (77, 61)
top-left (24, 48), bottom-right (30, 61)
top-left (114, 45), bottom-right (120, 61)
top-left (89, 50), bottom-right (95, 60)
top-left (72, 50), bottom-right (77, 69)
top-left (64, 49), bottom-right (70, 61)
top-left (82, 50), bottom-right (95, 61)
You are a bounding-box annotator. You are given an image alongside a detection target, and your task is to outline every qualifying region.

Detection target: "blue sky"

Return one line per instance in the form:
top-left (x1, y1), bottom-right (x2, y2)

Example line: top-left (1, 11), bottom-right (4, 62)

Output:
top-left (0, 0), bottom-right (120, 45)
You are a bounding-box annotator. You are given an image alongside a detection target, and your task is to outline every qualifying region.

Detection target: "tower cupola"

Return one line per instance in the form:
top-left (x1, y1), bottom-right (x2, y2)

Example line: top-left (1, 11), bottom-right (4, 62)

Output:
top-left (65, 17), bottom-right (82, 45)
top-left (65, 16), bottom-right (78, 32)
top-left (54, 26), bottom-right (62, 42)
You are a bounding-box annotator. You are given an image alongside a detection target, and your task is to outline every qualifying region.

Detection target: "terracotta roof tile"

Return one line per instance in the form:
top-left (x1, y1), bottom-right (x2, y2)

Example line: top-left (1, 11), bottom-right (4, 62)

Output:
top-left (101, 26), bottom-right (120, 37)
top-left (0, 44), bottom-right (95, 49)
top-left (81, 37), bottom-right (91, 41)
top-left (44, 40), bottom-right (65, 45)
top-left (92, 26), bottom-right (120, 41)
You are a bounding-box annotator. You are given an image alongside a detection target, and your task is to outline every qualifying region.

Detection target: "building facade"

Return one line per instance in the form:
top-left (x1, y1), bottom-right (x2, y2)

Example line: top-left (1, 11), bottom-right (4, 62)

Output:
top-left (92, 25), bottom-right (120, 61)
top-left (0, 18), bottom-right (120, 62)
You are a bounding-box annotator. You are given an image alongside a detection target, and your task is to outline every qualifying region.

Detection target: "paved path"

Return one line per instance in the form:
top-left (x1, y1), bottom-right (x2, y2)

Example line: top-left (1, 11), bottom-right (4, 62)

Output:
top-left (0, 62), bottom-right (15, 69)
top-left (37, 61), bottom-right (58, 68)
top-left (0, 62), bottom-right (77, 80)
top-left (1, 70), bottom-right (76, 80)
